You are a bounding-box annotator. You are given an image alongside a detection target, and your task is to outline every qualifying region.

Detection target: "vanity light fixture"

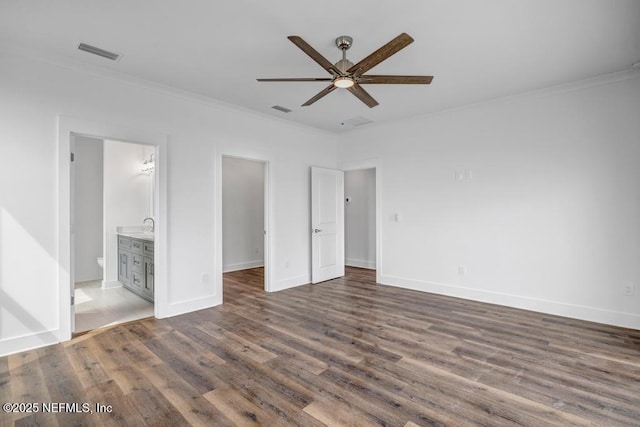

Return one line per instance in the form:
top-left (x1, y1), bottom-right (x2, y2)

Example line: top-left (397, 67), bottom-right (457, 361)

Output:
top-left (141, 153), bottom-right (155, 174)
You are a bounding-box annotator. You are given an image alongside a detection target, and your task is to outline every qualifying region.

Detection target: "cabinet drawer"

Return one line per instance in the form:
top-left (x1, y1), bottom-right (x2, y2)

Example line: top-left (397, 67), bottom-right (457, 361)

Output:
top-left (131, 271), bottom-right (144, 291)
top-left (118, 236), bottom-right (131, 248)
top-left (143, 240), bottom-right (154, 256)
top-left (132, 253), bottom-right (144, 273)
top-left (131, 238), bottom-right (144, 254)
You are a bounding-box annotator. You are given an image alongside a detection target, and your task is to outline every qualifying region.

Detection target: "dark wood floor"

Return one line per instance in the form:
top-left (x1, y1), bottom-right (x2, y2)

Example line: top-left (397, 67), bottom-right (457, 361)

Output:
top-left (2, 267), bottom-right (640, 426)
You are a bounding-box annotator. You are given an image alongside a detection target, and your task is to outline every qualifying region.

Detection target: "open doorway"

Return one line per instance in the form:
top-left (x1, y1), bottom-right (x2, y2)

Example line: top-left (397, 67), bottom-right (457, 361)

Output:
top-left (71, 136), bottom-right (155, 333)
top-left (58, 116), bottom-right (167, 342)
top-left (221, 156), bottom-right (268, 301)
top-left (344, 168), bottom-right (376, 274)
top-left (340, 158), bottom-right (380, 284)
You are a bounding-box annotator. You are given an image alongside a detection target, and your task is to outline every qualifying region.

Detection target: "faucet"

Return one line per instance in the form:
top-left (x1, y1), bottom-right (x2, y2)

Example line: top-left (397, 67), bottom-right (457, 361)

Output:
top-left (143, 217), bottom-right (155, 232)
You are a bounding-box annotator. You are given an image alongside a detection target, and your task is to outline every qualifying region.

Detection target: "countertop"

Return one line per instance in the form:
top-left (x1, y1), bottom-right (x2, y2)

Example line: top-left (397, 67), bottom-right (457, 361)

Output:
top-left (116, 226), bottom-right (154, 241)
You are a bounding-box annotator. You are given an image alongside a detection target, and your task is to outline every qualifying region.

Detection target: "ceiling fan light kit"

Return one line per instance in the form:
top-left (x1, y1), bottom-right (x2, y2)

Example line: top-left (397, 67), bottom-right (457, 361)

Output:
top-left (334, 77), bottom-right (354, 88)
top-left (257, 32), bottom-right (433, 108)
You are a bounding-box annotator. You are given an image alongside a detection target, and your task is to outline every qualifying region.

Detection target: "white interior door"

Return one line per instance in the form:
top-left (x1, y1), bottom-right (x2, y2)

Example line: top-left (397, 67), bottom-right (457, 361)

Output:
top-left (311, 167), bottom-right (344, 283)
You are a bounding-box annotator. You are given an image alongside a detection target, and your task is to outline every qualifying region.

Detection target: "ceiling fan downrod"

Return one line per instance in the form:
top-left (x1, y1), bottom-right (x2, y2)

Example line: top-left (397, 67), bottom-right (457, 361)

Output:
top-left (334, 35), bottom-right (354, 74)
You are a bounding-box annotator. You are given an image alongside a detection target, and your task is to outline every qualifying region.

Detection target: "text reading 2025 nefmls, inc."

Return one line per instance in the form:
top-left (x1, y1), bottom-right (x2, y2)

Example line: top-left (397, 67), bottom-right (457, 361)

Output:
top-left (3, 402), bottom-right (113, 414)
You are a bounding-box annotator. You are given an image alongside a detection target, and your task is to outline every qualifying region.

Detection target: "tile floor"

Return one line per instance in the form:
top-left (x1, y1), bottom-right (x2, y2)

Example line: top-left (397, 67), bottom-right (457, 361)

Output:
top-left (74, 280), bottom-right (154, 333)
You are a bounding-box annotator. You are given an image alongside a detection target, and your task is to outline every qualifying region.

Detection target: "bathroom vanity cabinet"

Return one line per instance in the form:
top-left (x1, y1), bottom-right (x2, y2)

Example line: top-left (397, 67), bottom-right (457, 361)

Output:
top-left (118, 235), bottom-right (154, 302)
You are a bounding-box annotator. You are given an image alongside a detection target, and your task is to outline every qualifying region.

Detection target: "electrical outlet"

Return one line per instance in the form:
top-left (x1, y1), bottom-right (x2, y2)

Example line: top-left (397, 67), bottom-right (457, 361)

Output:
top-left (458, 266), bottom-right (466, 276)
top-left (623, 283), bottom-right (635, 296)
top-left (201, 273), bottom-right (210, 284)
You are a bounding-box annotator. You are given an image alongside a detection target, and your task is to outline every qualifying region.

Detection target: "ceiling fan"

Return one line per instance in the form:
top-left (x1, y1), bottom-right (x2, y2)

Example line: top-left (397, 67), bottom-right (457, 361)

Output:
top-left (257, 33), bottom-right (433, 108)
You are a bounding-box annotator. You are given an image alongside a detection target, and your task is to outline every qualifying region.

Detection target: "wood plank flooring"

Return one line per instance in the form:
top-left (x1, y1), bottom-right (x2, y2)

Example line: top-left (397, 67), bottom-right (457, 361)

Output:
top-left (2, 266), bottom-right (640, 426)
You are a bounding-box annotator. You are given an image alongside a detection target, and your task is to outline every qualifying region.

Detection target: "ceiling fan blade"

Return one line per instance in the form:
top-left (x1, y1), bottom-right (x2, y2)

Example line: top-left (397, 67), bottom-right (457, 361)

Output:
top-left (302, 84), bottom-right (337, 106)
top-left (347, 33), bottom-right (414, 76)
top-left (288, 36), bottom-right (343, 76)
top-left (357, 75), bottom-right (433, 84)
top-left (257, 77), bottom-right (333, 82)
top-left (347, 84), bottom-right (379, 108)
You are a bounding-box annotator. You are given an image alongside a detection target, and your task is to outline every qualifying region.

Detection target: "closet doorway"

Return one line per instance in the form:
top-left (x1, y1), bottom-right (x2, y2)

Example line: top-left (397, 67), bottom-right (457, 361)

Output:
top-left (344, 168), bottom-right (377, 271)
top-left (221, 156), bottom-right (268, 301)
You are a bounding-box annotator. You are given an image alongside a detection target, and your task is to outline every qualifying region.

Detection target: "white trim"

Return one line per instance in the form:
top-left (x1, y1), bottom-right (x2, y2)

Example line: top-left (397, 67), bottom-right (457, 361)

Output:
top-left (0, 43), bottom-right (334, 138)
top-left (162, 295), bottom-right (220, 318)
top-left (344, 70), bottom-right (640, 136)
top-left (58, 116), bottom-right (169, 344)
top-left (0, 329), bottom-right (59, 358)
top-left (223, 261), bottom-right (265, 273)
top-left (345, 258), bottom-right (376, 270)
top-left (101, 280), bottom-right (122, 289)
top-left (338, 158), bottom-right (381, 284)
top-left (379, 274), bottom-right (640, 330)
top-left (271, 274), bottom-right (310, 292)
top-left (3, 43), bottom-right (638, 137)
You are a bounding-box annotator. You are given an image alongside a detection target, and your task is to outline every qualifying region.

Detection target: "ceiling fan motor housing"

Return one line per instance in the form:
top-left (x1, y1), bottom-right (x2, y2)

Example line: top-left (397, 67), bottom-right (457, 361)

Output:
top-left (335, 58), bottom-right (354, 74)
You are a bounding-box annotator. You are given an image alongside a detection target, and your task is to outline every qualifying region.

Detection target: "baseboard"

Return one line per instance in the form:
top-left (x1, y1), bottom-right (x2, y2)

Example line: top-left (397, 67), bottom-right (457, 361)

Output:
top-left (223, 260), bottom-right (264, 273)
top-left (0, 329), bottom-right (59, 357)
top-left (346, 258), bottom-right (376, 270)
top-left (271, 274), bottom-right (309, 292)
top-left (379, 274), bottom-right (640, 330)
top-left (157, 295), bottom-right (221, 319)
top-left (102, 280), bottom-right (121, 289)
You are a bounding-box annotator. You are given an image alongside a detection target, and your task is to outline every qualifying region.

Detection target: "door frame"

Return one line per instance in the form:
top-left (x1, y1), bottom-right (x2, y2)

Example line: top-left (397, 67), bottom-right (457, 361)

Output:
top-left (57, 115), bottom-right (168, 341)
top-left (216, 154), bottom-right (271, 295)
top-left (338, 158), bottom-right (381, 284)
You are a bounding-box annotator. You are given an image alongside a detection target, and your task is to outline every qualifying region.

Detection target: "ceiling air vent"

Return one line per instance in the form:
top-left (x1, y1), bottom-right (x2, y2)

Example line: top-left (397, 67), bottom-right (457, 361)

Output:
top-left (271, 105), bottom-right (292, 113)
top-left (342, 116), bottom-right (374, 127)
top-left (77, 42), bottom-right (121, 61)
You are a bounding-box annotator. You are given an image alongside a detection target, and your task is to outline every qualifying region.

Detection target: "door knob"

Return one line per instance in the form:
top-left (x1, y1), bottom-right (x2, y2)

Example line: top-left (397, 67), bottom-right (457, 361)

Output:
top-left (313, 228), bottom-right (323, 233)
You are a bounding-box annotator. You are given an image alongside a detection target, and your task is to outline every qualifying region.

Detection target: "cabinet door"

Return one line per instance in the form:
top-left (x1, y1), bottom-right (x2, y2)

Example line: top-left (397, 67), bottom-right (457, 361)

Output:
top-left (143, 257), bottom-right (154, 300)
top-left (132, 253), bottom-right (144, 273)
top-left (131, 271), bottom-right (144, 291)
top-left (118, 252), bottom-right (131, 285)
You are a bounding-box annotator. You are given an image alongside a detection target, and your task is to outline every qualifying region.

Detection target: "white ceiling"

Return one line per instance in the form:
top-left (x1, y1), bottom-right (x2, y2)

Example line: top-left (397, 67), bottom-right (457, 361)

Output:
top-left (1, 1), bottom-right (639, 133)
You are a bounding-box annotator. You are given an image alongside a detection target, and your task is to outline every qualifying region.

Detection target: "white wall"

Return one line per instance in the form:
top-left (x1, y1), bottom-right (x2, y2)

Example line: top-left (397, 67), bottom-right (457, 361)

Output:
top-left (222, 157), bottom-right (264, 272)
top-left (103, 140), bottom-right (154, 285)
top-left (338, 72), bottom-right (640, 329)
top-left (73, 136), bottom-right (104, 282)
top-left (0, 50), bottom-right (336, 356)
top-left (2, 45), bottom-right (637, 357)
top-left (345, 168), bottom-right (376, 269)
